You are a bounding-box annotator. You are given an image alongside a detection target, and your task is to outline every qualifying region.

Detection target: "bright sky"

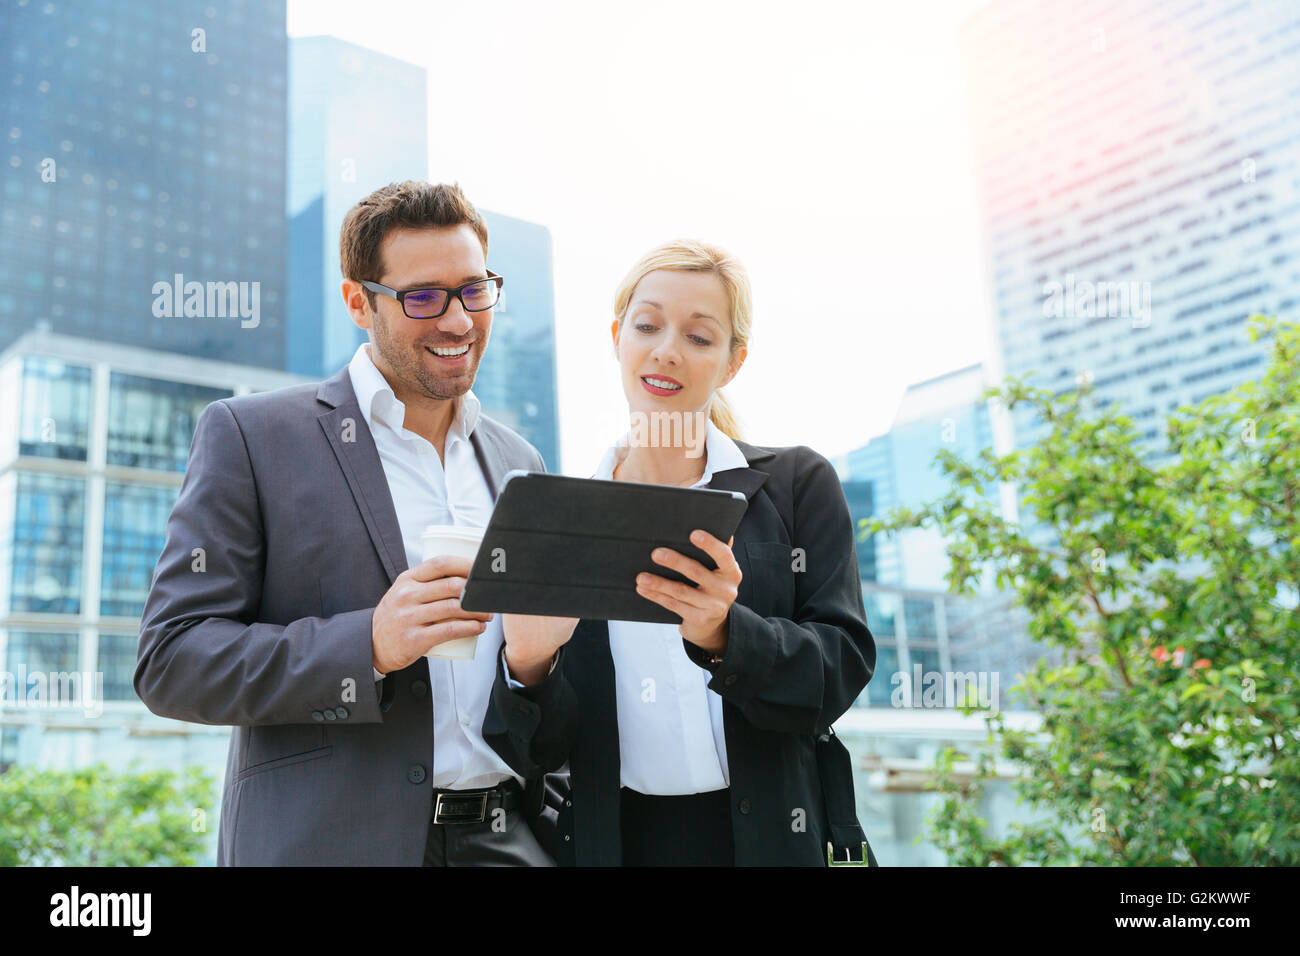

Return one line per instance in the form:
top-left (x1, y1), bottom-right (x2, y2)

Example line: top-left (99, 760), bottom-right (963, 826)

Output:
top-left (288, 0), bottom-right (992, 475)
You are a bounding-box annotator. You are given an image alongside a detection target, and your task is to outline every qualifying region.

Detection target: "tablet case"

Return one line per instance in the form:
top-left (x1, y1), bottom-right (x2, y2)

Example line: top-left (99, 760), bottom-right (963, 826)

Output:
top-left (460, 471), bottom-right (749, 623)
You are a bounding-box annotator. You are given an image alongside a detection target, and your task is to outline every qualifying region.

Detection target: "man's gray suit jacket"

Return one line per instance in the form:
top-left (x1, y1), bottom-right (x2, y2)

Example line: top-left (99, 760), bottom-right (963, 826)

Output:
top-left (135, 364), bottom-right (576, 865)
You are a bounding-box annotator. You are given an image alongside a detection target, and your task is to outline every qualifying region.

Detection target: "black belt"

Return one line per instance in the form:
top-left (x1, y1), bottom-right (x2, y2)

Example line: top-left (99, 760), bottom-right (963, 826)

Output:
top-left (430, 780), bottom-right (522, 824)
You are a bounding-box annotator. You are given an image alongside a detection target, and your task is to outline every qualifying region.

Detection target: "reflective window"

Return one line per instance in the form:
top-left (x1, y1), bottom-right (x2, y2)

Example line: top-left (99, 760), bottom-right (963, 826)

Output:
top-left (100, 482), bottom-right (178, 617)
top-left (13, 357), bottom-right (93, 460)
top-left (1, 630), bottom-right (80, 677)
top-left (6, 473), bottom-right (85, 614)
top-left (864, 642), bottom-right (899, 707)
top-left (106, 373), bottom-right (231, 471)
top-left (96, 632), bottom-right (140, 702)
top-left (903, 598), bottom-right (938, 640)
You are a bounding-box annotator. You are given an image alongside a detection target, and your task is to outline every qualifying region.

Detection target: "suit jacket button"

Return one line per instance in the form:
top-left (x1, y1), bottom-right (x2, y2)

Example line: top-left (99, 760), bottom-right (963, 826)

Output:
top-left (411, 680), bottom-right (428, 697)
top-left (323, 708), bottom-right (336, 720)
top-left (334, 705), bottom-right (348, 719)
top-left (407, 764), bottom-right (426, 784)
top-left (724, 674), bottom-right (738, 687)
top-left (311, 710), bottom-right (324, 721)
top-left (738, 798), bottom-right (752, 814)
top-left (563, 835), bottom-right (570, 842)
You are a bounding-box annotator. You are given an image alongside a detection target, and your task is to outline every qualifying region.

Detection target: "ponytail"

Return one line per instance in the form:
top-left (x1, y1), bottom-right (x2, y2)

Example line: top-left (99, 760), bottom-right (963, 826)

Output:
top-left (709, 389), bottom-right (743, 442)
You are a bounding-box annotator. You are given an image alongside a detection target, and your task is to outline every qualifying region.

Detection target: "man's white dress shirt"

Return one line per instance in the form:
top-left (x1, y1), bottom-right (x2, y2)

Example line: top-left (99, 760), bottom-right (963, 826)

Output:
top-left (592, 418), bottom-right (749, 796)
top-left (349, 343), bottom-right (519, 790)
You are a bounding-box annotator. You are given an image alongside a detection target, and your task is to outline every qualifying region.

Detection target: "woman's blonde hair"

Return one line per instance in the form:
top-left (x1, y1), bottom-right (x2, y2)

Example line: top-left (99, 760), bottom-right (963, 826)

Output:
top-left (612, 239), bottom-right (751, 441)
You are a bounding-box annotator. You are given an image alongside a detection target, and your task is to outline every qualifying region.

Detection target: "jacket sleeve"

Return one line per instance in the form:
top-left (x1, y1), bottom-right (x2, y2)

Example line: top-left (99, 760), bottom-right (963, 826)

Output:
top-left (134, 399), bottom-right (384, 726)
top-left (684, 446), bottom-right (875, 735)
top-left (480, 441), bottom-right (580, 778)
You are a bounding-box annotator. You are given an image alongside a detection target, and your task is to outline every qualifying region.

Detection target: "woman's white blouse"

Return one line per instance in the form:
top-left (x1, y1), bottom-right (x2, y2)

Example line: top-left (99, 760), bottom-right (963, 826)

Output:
top-left (592, 419), bottom-right (751, 796)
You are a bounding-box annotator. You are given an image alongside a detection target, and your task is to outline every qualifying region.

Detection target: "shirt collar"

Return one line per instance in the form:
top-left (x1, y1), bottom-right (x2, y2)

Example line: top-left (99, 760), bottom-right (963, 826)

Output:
top-left (347, 342), bottom-right (481, 442)
top-left (593, 417), bottom-right (749, 484)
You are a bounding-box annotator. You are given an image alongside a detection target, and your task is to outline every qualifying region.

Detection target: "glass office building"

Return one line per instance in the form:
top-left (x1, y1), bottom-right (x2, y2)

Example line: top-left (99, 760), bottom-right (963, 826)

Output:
top-left (286, 35), bottom-right (427, 380)
top-left (0, 330), bottom-right (308, 805)
top-left (960, 0), bottom-right (1300, 456)
top-left (0, 0), bottom-right (288, 367)
top-left (287, 39), bottom-right (562, 470)
top-left (473, 210), bottom-right (561, 471)
top-left (842, 363), bottom-right (997, 591)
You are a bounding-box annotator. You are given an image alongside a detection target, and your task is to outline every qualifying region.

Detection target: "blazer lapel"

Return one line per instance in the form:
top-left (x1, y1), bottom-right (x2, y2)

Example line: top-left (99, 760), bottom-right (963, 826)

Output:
top-left (704, 439), bottom-right (775, 502)
top-left (469, 425), bottom-right (511, 500)
top-left (316, 367), bottom-right (408, 587)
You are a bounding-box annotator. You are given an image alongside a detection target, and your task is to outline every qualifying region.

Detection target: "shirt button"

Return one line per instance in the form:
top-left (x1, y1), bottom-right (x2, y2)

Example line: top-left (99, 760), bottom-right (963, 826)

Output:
top-left (460, 713), bottom-right (470, 727)
top-left (411, 680), bottom-right (428, 697)
top-left (407, 764), bottom-right (427, 784)
top-left (311, 710), bottom-right (324, 721)
top-left (738, 798), bottom-right (752, 814)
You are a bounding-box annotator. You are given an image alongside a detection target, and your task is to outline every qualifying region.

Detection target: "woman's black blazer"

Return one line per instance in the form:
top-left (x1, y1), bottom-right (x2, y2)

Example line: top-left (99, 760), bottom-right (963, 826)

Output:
top-left (484, 439), bottom-right (876, 866)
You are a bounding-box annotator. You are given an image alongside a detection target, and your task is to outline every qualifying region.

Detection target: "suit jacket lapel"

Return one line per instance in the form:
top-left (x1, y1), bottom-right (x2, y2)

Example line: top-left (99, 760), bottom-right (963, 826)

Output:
top-left (704, 439), bottom-right (775, 502)
top-left (316, 367), bottom-right (408, 586)
top-left (469, 425), bottom-right (510, 499)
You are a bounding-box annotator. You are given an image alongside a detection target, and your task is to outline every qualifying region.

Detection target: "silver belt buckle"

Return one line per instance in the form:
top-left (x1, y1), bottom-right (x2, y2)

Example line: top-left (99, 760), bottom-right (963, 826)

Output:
top-left (433, 791), bottom-right (490, 824)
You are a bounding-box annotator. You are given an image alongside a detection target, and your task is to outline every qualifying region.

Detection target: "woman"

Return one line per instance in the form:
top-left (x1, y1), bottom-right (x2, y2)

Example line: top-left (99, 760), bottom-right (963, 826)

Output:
top-left (495, 239), bottom-right (875, 866)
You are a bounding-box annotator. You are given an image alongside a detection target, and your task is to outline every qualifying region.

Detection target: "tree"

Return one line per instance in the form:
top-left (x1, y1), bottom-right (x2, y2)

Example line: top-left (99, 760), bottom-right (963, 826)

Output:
top-left (862, 315), bottom-right (1300, 865)
top-left (0, 762), bottom-right (216, 865)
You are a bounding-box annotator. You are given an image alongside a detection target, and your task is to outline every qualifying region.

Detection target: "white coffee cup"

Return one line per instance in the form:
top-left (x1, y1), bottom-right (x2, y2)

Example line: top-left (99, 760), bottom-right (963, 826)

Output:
top-left (420, 524), bottom-right (487, 660)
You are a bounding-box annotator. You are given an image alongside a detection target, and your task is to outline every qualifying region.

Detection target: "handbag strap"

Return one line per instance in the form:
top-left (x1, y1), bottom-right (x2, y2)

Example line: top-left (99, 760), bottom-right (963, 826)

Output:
top-left (816, 728), bottom-right (877, 865)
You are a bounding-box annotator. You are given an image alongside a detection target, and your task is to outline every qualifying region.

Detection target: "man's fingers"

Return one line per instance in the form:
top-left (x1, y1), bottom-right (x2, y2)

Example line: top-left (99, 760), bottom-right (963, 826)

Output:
top-left (406, 554), bottom-right (474, 582)
top-left (424, 617), bottom-right (489, 648)
top-left (410, 596), bottom-right (493, 627)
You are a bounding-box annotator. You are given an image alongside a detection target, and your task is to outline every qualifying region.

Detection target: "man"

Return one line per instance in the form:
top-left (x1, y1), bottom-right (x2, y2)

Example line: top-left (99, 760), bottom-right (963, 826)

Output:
top-left (136, 181), bottom-right (575, 866)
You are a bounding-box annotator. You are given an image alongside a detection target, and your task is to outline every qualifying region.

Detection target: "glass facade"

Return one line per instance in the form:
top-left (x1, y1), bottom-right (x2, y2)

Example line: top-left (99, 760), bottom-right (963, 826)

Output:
top-left (961, 0), bottom-right (1300, 458)
top-left (0, 337), bottom-right (306, 738)
top-left (286, 38), bottom-right (562, 470)
top-left (100, 482), bottom-right (178, 617)
top-left (3, 472), bottom-right (84, 615)
top-left (855, 584), bottom-right (1038, 712)
top-left (106, 372), bottom-right (231, 472)
top-left (97, 631), bottom-right (142, 702)
top-left (474, 211), bottom-right (562, 471)
top-left (1, 630), bottom-right (79, 676)
top-left (845, 364), bottom-right (997, 590)
top-left (286, 36), bottom-right (428, 380)
top-left (1, 357), bottom-right (93, 461)
top-left (0, 0), bottom-right (288, 367)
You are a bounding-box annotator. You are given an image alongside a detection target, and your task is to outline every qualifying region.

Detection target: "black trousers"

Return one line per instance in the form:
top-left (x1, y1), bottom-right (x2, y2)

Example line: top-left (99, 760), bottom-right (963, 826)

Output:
top-left (619, 787), bottom-right (735, 866)
top-left (422, 785), bottom-right (555, 867)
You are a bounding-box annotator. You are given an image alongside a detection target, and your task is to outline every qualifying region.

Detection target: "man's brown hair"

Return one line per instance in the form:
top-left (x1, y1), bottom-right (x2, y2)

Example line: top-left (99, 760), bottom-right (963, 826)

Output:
top-left (340, 181), bottom-right (489, 309)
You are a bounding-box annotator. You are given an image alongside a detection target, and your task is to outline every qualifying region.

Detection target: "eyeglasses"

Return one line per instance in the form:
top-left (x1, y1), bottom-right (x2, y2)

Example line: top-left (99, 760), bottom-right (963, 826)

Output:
top-left (360, 271), bottom-right (504, 319)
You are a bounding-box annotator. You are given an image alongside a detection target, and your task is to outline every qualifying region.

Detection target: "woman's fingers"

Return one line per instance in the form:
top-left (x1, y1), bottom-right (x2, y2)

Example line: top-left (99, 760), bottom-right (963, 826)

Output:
top-left (689, 530), bottom-right (742, 580)
top-left (636, 572), bottom-right (711, 611)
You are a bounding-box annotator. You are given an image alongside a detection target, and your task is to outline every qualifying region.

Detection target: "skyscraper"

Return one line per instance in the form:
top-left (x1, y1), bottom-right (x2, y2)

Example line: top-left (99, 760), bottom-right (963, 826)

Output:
top-left (473, 210), bottom-right (561, 471)
top-left (960, 0), bottom-right (1300, 455)
top-left (286, 39), bottom-right (561, 470)
top-left (841, 363), bottom-right (996, 590)
top-left (1, 0), bottom-right (288, 367)
top-left (286, 35), bottom-right (427, 379)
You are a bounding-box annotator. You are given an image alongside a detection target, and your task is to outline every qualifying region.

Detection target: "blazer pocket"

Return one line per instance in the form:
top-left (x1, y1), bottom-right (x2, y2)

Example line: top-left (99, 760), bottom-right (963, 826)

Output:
top-left (745, 541), bottom-right (796, 565)
top-left (740, 541), bottom-right (798, 615)
top-left (234, 745), bottom-right (334, 784)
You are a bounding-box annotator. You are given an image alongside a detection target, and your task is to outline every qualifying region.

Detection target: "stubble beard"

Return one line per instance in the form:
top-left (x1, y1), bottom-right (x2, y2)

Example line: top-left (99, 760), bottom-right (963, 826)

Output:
top-left (371, 310), bottom-right (480, 402)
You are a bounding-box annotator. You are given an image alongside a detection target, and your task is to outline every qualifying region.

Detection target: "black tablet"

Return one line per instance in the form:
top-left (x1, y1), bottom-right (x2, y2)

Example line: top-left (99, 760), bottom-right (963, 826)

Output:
top-left (459, 471), bottom-right (749, 623)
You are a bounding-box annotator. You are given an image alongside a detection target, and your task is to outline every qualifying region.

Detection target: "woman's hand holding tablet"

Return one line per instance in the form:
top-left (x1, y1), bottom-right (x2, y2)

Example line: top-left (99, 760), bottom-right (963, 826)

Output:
top-left (635, 529), bottom-right (742, 657)
top-left (501, 613), bottom-right (580, 685)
